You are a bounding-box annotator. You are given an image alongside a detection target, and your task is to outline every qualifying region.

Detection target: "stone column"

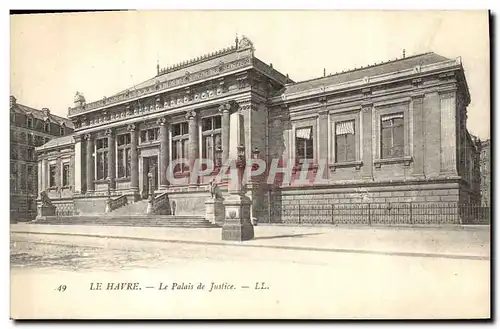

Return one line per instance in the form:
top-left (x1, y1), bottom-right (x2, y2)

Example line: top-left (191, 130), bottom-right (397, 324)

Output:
top-left (73, 135), bottom-right (82, 194)
top-left (85, 133), bottom-right (94, 192)
top-left (186, 110), bottom-right (199, 185)
top-left (37, 160), bottom-right (42, 194)
top-left (157, 117), bottom-right (170, 189)
top-left (106, 129), bottom-right (116, 189)
top-left (128, 124), bottom-right (139, 195)
top-left (361, 102), bottom-right (373, 180)
top-left (411, 93), bottom-right (425, 178)
top-left (221, 110), bottom-right (254, 241)
top-left (219, 103), bottom-right (231, 165)
top-left (105, 129), bottom-right (116, 189)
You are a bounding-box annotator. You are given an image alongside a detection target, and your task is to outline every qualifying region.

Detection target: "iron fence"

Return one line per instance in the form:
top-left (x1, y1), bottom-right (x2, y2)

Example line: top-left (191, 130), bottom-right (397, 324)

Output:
top-left (55, 208), bottom-right (75, 216)
top-left (269, 202), bottom-right (490, 226)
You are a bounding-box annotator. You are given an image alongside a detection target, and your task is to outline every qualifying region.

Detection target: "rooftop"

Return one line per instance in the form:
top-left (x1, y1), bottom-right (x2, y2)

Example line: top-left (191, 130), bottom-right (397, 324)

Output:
top-left (11, 100), bottom-right (74, 128)
top-left (35, 134), bottom-right (74, 151)
top-left (280, 52), bottom-right (453, 95)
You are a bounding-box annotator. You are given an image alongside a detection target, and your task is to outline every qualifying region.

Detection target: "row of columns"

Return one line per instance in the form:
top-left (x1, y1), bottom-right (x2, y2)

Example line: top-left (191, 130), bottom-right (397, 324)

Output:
top-left (81, 101), bottom-right (237, 194)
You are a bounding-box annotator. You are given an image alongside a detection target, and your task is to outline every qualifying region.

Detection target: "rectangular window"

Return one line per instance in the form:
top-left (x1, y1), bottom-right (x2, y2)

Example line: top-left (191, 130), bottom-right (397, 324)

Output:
top-left (140, 128), bottom-right (159, 143)
top-left (44, 121), bottom-right (50, 133)
top-left (60, 126), bottom-right (65, 136)
top-left (49, 164), bottom-right (56, 187)
top-left (11, 146), bottom-right (18, 160)
top-left (28, 148), bottom-right (34, 161)
top-left (117, 133), bottom-right (131, 178)
top-left (63, 163), bottom-right (70, 186)
top-left (201, 116), bottom-right (222, 166)
top-left (295, 127), bottom-right (314, 163)
top-left (172, 122), bottom-right (189, 173)
top-left (335, 120), bottom-right (356, 162)
top-left (381, 113), bottom-right (404, 159)
top-left (27, 134), bottom-right (33, 146)
top-left (27, 117), bottom-right (33, 128)
top-left (96, 137), bottom-right (108, 180)
top-left (20, 164), bottom-right (26, 190)
top-left (172, 122), bottom-right (189, 137)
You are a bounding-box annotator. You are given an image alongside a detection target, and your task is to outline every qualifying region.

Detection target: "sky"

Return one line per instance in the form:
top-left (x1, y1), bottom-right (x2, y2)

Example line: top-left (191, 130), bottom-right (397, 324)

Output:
top-left (10, 10), bottom-right (490, 139)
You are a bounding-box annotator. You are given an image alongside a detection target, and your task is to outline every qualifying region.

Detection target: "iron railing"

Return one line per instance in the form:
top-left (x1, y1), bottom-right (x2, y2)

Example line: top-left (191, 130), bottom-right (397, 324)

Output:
top-left (269, 202), bottom-right (490, 226)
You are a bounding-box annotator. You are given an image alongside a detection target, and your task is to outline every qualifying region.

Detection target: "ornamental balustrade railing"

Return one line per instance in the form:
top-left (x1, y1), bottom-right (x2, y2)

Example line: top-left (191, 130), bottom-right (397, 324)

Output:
top-left (68, 56), bottom-right (254, 116)
top-left (152, 192), bottom-right (171, 215)
top-left (268, 201), bottom-right (490, 226)
top-left (108, 195), bottom-right (128, 212)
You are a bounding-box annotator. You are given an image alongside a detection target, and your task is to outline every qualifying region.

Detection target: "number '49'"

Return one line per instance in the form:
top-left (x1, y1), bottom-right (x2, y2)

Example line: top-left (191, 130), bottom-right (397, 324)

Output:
top-left (56, 285), bottom-right (67, 292)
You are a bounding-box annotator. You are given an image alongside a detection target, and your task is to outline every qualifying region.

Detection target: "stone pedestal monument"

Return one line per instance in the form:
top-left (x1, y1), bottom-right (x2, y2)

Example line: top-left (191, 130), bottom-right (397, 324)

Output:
top-left (205, 179), bottom-right (225, 226)
top-left (221, 111), bottom-right (254, 241)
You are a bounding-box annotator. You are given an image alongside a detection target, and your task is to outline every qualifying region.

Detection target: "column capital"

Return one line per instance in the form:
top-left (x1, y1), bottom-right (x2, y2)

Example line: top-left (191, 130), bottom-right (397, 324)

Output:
top-left (185, 110), bottom-right (197, 120)
top-left (411, 92), bottom-right (425, 100)
top-left (361, 101), bottom-right (373, 109)
top-left (127, 123), bottom-right (137, 132)
top-left (218, 100), bottom-right (239, 114)
top-left (105, 128), bottom-right (114, 136)
top-left (73, 135), bottom-right (83, 142)
top-left (239, 102), bottom-right (260, 112)
top-left (84, 133), bottom-right (93, 140)
top-left (156, 117), bottom-right (168, 126)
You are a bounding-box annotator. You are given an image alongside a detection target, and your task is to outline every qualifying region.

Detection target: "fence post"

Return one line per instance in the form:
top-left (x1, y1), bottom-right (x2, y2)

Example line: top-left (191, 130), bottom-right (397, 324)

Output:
top-left (367, 203), bottom-right (371, 226)
top-left (410, 202), bottom-right (413, 225)
top-left (298, 201), bottom-right (301, 225)
top-left (331, 203), bottom-right (334, 225)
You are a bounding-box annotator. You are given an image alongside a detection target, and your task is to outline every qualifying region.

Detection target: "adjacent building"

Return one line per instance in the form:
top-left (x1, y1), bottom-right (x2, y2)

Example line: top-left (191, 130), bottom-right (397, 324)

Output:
top-left (35, 36), bottom-right (482, 224)
top-left (479, 139), bottom-right (491, 206)
top-left (10, 96), bottom-right (74, 221)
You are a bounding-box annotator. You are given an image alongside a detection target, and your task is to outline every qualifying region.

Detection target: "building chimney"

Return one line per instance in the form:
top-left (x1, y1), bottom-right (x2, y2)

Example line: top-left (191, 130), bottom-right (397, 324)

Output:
top-left (403, 49), bottom-right (406, 58)
top-left (42, 108), bottom-right (50, 116)
top-left (10, 95), bottom-right (16, 107)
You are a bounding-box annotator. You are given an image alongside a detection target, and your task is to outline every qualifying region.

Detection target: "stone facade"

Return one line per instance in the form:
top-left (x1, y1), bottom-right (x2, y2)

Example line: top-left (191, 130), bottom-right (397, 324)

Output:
top-left (10, 96), bottom-right (74, 221)
top-left (36, 37), bottom-right (482, 224)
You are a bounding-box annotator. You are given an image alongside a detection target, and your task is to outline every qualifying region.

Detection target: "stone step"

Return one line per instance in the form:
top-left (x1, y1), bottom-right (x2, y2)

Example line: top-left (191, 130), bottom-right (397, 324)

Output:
top-left (31, 215), bottom-right (218, 228)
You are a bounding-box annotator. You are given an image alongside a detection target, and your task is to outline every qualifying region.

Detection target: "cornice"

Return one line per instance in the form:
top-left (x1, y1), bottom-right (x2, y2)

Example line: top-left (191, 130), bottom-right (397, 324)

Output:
top-left (269, 59), bottom-right (463, 106)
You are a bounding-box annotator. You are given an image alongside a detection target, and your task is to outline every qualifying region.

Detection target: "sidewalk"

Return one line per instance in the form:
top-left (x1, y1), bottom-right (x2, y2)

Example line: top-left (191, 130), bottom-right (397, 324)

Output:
top-left (11, 223), bottom-right (490, 260)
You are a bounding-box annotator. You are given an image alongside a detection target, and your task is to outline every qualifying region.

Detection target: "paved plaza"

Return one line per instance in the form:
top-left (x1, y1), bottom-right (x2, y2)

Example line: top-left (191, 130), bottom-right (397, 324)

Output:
top-left (10, 224), bottom-right (490, 319)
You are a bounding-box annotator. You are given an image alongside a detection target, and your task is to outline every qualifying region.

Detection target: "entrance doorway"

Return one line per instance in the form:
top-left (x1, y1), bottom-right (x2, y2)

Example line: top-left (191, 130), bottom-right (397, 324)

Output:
top-left (142, 156), bottom-right (159, 199)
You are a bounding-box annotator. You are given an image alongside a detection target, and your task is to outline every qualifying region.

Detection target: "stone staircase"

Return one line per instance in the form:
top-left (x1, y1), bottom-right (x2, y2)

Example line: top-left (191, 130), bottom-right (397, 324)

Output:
top-left (31, 214), bottom-right (218, 228)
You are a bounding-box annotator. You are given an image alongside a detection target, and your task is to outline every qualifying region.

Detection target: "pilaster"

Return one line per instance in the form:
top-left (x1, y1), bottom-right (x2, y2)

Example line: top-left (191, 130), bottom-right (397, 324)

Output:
top-left (411, 93), bottom-right (426, 178)
top-left (361, 101), bottom-right (373, 180)
top-left (439, 88), bottom-right (458, 176)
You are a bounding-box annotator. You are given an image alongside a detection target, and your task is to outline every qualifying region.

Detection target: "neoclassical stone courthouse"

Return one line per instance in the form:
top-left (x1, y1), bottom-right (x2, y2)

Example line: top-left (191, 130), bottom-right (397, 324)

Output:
top-left (35, 36), bottom-right (481, 223)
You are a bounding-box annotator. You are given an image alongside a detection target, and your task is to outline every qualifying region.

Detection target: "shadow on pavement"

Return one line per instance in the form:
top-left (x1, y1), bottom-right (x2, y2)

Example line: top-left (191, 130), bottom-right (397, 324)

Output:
top-left (253, 232), bottom-right (324, 240)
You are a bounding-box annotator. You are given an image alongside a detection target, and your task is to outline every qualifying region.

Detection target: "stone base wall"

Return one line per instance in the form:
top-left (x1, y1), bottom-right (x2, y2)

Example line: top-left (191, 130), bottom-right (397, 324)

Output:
top-left (73, 195), bottom-right (109, 215)
top-left (52, 199), bottom-right (75, 216)
top-left (267, 181), bottom-right (464, 225)
top-left (10, 194), bottom-right (37, 222)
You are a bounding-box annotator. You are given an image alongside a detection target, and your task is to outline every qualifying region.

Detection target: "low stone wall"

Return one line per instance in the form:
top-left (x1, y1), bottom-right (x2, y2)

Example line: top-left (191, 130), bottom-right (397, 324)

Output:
top-left (268, 181), bottom-right (464, 225)
top-left (73, 195), bottom-right (108, 215)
